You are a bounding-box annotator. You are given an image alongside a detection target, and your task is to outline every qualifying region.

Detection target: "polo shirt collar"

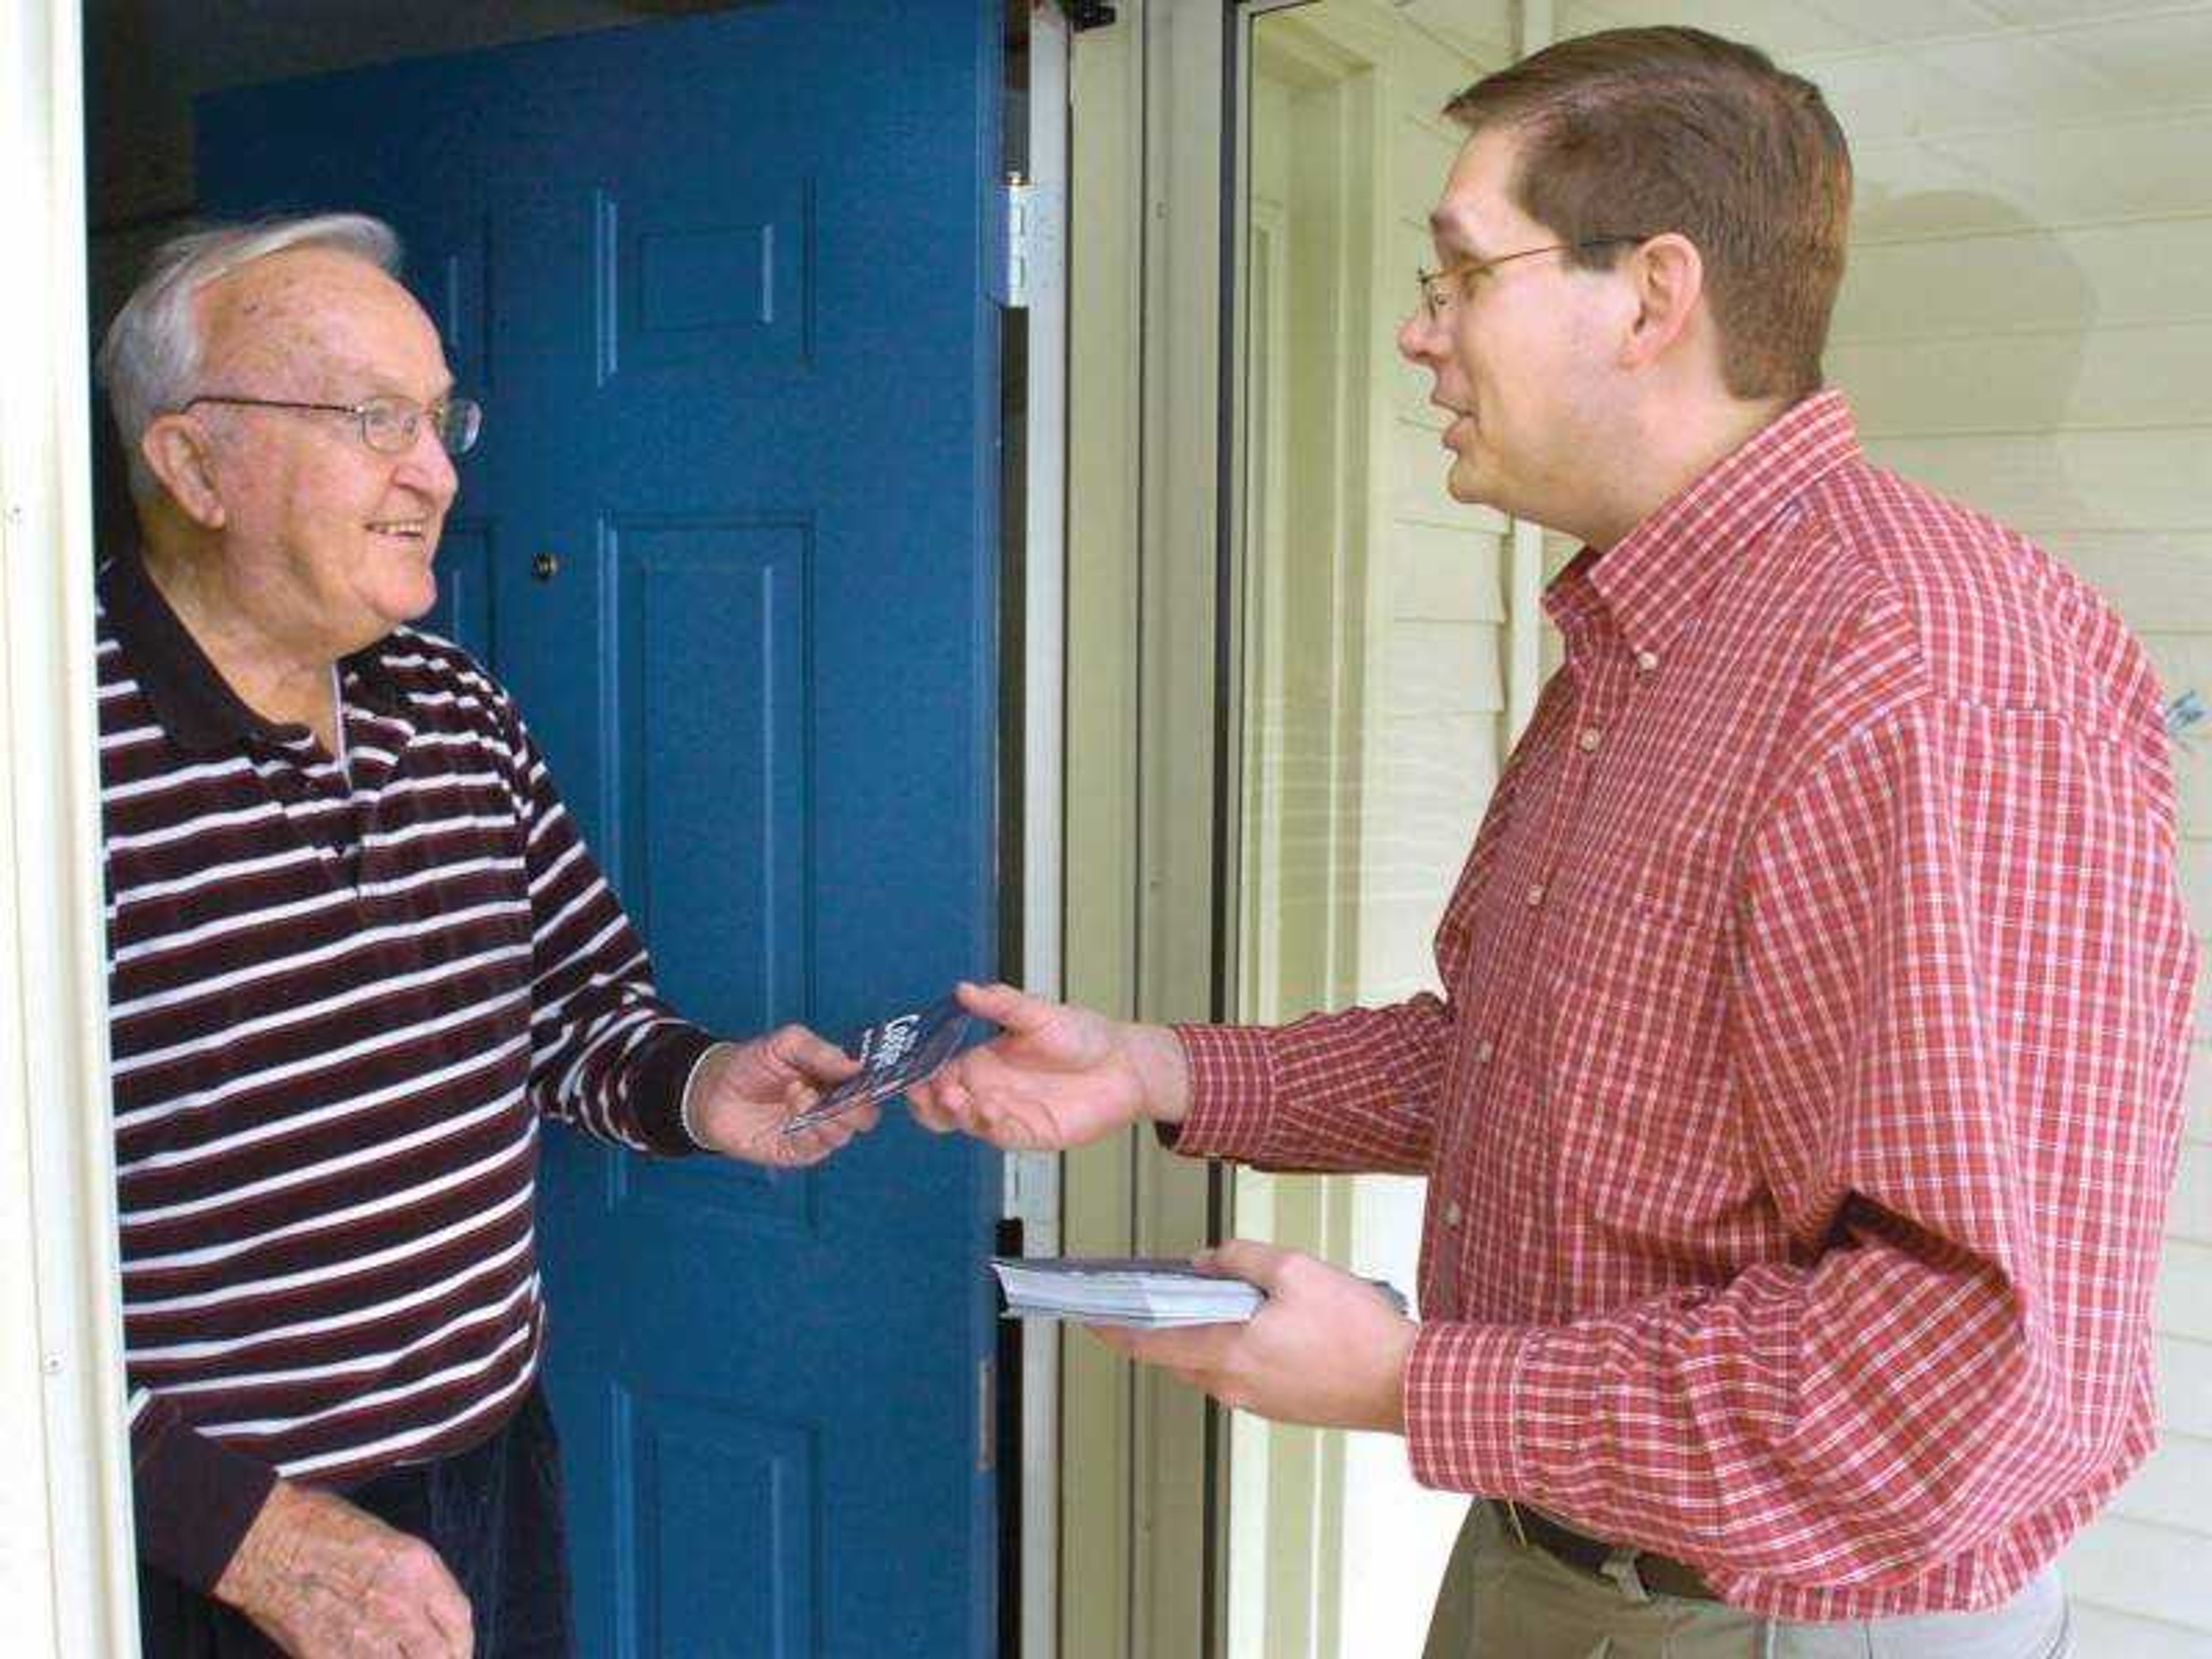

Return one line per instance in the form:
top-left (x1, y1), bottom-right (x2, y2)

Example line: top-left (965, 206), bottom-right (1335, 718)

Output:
top-left (1543, 389), bottom-right (1862, 662)
top-left (97, 548), bottom-right (408, 755)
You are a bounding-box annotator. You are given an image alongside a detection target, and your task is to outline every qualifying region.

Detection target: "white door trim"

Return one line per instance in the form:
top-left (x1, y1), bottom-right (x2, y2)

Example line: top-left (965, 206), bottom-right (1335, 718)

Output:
top-left (0, 3), bottom-right (140, 1654)
top-left (1061, 2), bottom-right (1234, 1653)
top-left (1014, 14), bottom-right (1071, 1658)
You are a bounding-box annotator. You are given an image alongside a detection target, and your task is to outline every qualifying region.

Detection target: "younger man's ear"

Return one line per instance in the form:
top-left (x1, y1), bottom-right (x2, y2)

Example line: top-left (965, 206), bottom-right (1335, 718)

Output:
top-left (1618, 232), bottom-right (1705, 369)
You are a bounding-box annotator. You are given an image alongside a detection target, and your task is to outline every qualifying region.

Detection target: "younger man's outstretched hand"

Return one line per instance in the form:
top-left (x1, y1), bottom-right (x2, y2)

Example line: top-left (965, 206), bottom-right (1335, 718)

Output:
top-left (905, 981), bottom-right (1191, 1151)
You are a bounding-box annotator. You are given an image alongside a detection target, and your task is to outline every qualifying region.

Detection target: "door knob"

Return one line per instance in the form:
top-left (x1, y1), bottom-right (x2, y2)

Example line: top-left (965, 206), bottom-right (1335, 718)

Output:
top-left (532, 551), bottom-right (562, 581)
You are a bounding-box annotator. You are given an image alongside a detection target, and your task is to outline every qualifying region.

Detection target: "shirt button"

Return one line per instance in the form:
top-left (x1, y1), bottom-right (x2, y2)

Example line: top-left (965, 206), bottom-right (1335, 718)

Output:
top-left (1578, 728), bottom-right (1603, 752)
top-left (1525, 882), bottom-right (1547, 908)
top-left (1444, 1201), bottom-right (1464, 1227)
top-left (1475, 1040), bottom-right (1495, 1064)
top-left (1635, 650), bottom-right (1659, 675)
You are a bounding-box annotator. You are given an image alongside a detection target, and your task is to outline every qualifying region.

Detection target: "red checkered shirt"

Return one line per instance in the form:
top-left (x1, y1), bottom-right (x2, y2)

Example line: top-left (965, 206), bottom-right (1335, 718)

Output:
top-left (1173, 391), bottom-right (2199, 1619)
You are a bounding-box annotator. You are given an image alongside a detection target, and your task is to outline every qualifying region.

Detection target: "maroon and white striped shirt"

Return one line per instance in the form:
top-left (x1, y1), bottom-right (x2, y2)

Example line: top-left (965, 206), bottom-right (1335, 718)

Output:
top-left (1175, 392), bottom-right (2199, 1618)
top-left (99, 549), bottom-right (714, 1592)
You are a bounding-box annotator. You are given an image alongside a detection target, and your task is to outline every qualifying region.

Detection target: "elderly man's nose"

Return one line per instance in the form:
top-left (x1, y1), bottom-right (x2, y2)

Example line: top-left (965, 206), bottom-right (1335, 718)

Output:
top-left (398, 426), bottom-right (460, 498)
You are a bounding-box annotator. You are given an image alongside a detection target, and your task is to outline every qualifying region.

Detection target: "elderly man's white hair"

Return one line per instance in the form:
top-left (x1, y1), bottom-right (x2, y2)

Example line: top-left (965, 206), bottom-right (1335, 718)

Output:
top-left (96, 213), bottom-right (403, 502)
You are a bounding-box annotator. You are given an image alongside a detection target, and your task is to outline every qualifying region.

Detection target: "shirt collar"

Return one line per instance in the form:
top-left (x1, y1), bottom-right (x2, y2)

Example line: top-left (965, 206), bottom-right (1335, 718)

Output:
top-left (97, 547), bottom-right (407, 755)
top-left (1543, 389), bottom-right (1862, 662)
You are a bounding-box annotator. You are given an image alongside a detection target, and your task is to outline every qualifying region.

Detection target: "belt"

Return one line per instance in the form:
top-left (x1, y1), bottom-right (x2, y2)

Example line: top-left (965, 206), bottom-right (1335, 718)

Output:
top-left (1491, 1498), bottom-right (1719, 1603)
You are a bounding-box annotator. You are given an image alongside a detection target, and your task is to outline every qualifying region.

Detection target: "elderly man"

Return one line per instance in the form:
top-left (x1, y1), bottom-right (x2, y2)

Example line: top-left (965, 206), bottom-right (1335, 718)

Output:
top-left (96, 214), bottom-right (870, 1658)
top-left (915, 26), bottom-right (2196, 1659)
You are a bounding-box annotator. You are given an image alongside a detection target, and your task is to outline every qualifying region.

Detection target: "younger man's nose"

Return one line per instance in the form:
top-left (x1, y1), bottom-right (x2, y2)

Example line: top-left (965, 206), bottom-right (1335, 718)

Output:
top-left (1396, 306), bottom-right (1450, 366)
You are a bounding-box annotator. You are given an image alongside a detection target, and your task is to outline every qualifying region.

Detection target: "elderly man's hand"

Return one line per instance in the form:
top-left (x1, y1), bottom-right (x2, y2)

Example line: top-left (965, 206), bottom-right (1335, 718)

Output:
top-left (684, 1027), bottom-right (873, 1166)
top-left (215, 1480), bottom-right (474, 1657)
top-left (1088, 1241), bottom-right (1417, 1433)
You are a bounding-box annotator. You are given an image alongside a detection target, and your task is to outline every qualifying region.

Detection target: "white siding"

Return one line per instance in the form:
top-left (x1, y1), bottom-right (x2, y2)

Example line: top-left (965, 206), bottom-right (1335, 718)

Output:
top-left (1562, 3), bottom-right (2212, 1647)
top-left (1365, 17), bottom-right (1514, 1007)
top-left (1234, 7), bottom-right (1513, 1657)
top-left (1240, 3), bottom-right (2210, 1651)
top-left (1816, 41), bottom-right (2212, 1659)
top-left (1340, 16), bottom-right (1516, 1654)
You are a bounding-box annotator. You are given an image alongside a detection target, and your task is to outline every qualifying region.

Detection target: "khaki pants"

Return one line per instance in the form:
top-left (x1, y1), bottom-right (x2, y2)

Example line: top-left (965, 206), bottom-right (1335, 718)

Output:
top-left (1423, 1501), bottom-right (2072, 1659)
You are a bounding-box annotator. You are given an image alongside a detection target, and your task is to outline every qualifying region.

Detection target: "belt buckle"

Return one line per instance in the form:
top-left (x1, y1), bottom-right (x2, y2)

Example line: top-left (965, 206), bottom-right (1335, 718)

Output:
top-left (1599, 1546), bottom-right (1653, 1604)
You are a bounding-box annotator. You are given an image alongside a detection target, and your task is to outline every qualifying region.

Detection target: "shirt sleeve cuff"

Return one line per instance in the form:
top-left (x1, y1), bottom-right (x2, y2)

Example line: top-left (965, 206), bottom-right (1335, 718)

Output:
top-left (677, 1041), bottom-right (737, 1151)
top-left (131, 1400), bottom-right (279, 1593)
top-left (1403, 1320), bottom-right (1535, 1497)
top-left (628, 1023), bottom-right (722, 1156)
top-left (1165, 1024), bottom-right (1280, 1161)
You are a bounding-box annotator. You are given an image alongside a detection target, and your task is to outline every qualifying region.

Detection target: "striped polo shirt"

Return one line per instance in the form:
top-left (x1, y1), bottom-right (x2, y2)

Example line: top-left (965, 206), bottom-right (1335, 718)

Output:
top-left (99, 549), bottom-right (714, 1593)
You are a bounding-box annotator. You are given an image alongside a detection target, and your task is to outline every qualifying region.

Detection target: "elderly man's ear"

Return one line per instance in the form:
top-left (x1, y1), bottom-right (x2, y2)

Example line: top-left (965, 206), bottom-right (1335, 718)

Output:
top-left (141, 415), bottom-right (228, 529)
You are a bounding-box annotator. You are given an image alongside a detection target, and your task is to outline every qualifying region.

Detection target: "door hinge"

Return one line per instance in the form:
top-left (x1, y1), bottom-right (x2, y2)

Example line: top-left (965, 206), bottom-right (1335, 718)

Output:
top-left (978, 1356), bottom-right (995, 1472)
top-left (1054, 0), bottom-right (1118, 29)
top-left (991, 173), bottom-right (1064, 311)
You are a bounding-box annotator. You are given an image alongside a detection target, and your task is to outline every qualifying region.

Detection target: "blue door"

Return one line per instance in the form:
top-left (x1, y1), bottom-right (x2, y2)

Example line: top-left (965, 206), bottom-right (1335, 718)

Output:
top-left (199, 6), bottom-right (1003, 1653)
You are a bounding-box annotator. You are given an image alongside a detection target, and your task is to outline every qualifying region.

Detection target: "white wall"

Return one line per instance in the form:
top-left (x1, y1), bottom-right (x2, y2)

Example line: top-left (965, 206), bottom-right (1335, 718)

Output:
top-left (1560, 4), bottom-right (2212, 1650)
top-left (1342, 7), bottom-right (1517, 1654)
top-left (1239, 2), bottom-right (2210, 1652)
top-left (1233, 5), bottom-right (1515, 1655)
top-left (1803, 19), bottom-right (2211, 1657)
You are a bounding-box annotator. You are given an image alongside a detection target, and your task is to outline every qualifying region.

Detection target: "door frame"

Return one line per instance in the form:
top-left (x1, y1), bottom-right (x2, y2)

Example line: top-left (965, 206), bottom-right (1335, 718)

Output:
top-left (1060, 3), bottom-right (1552, 1656)
top-left (9, 4), bottom-right (1066, 1654)
top-left (1229, 28), bottom-right (1384, 1652)
top-left (1061, 3), bottom-right (1259, 1654)
top-left (1011, 9), bottom-right (1073, 1657)
top-left (0, 2), bottom-right (141, 1654)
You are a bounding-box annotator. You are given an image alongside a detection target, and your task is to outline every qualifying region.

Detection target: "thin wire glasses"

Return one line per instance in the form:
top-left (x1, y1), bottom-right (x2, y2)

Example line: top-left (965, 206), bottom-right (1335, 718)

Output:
top-left (1415, 236), bottom-right (1650, 323)
top-left (181, 392), bottom-right (484, 457)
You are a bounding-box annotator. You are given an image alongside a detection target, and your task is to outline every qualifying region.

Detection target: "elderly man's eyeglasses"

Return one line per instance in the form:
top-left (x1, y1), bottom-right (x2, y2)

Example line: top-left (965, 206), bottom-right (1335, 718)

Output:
top-left (1415, 236), bottom-right (1649, 322)
top-left (181, 392), bottom-right (484, 457)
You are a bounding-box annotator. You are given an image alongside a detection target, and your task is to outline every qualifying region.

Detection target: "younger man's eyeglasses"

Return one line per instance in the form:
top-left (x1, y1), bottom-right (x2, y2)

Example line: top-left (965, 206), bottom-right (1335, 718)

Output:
top-left (1415, 234), bottom-right (1650, 321)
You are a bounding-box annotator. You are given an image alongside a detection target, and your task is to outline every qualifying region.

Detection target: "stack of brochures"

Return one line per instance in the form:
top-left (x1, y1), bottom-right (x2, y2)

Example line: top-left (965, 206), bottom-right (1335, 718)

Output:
top-left (990, 1256), bottom-right (1408, 1329)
